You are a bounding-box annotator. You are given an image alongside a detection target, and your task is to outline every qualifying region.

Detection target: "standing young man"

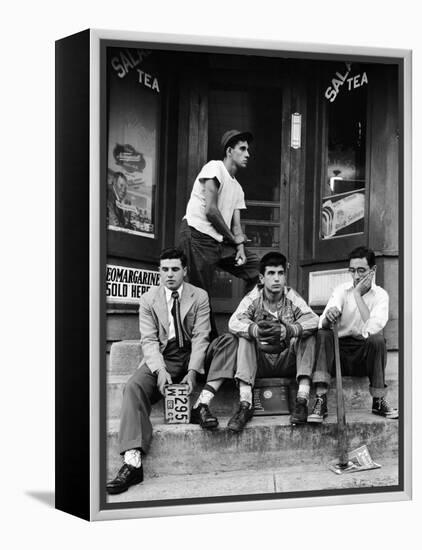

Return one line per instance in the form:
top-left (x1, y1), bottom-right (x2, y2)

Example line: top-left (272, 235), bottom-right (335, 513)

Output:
top-left (192, 252), bottom-right (319, 431)
top-left (179, 129), bottom-right (260, 336)
top-left (308, 246), bottom-right (398, 423)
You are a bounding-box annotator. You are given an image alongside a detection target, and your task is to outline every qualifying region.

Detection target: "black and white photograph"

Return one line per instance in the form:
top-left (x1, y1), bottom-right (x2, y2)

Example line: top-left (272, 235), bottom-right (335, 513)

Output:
top-left (5, 0), bottom-right (422, 543)
top-left (98, 36), bottom-right (407, 512)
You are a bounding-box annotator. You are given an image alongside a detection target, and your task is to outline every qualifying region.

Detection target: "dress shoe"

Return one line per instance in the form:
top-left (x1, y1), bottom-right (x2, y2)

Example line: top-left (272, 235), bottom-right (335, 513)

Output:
top-left (290, 397), bottom-right (308, 424)
top-left (106, 463), bottom-right (144, 495)
top-left (307, 394), bottom-right (328, 423)
top-left (190, 403), bottom-right (219, 429)
top-left (372, 397), bottom-right (398, 419)
top-left (227, 401), bottom-right (253, 433)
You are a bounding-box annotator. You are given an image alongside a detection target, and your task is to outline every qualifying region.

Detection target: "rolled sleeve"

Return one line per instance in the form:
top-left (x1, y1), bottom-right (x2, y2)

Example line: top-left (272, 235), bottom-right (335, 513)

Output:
top-left (197, 160), bottom-right (222, 182)
top-left (318, 286), bottom-right (345, 328)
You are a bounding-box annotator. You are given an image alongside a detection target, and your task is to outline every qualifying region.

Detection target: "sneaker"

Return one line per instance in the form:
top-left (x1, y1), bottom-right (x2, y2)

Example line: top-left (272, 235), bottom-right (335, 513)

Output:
top-left (190, 403), bottom-right (219, 429)
top-left (290, 397), bottom-right (308, 424)
top-left (307, 394), bottom-right (328, 423)
top-left (372, 397), bottom-right (399, 419)
top-left (106, 463), bottom-right (144, 495)
top-left (227, 401), bottom-right (253, 433)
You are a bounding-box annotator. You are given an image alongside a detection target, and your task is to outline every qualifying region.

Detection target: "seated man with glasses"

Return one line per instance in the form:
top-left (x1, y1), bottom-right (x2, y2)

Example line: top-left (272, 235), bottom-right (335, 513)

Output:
top-left (308, 246), bottom-right (398, 423)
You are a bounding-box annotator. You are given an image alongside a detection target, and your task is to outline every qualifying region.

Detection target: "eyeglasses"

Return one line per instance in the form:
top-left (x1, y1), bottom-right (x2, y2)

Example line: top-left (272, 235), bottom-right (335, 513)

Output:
top-left (348, 268), bottom-right (369, 275)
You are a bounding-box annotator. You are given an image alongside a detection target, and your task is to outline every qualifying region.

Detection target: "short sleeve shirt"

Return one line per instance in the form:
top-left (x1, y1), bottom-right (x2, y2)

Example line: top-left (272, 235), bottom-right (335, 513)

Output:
top-left (184, 160), bottom-right (246, 242)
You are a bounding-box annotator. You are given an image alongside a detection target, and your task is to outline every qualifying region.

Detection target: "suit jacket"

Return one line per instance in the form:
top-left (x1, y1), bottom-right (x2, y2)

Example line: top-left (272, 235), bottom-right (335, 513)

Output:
top-left (138, 282), bottom-right (211, 374)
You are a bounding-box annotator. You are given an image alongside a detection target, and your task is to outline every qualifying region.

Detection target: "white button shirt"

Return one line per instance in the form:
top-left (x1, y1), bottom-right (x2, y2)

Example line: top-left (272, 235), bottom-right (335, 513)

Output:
top-left (319, 281), bottom-right (389, 338)
top-left (164, 285), bottom-right (183, 340)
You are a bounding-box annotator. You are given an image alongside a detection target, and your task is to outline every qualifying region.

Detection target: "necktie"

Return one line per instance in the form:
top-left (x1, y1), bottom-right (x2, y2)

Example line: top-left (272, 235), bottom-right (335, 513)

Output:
top-left (171, 290), bottom-right (185, 348)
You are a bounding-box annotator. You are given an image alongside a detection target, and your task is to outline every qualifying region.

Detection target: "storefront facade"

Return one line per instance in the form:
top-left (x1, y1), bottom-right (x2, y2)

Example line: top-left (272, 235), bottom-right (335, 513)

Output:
top-left (105, 46), bottom-right (399, 350)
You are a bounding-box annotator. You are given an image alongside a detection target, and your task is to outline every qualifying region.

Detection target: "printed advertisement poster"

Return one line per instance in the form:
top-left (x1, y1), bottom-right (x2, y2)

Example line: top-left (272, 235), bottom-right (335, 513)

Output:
top-left (106, 49), bottom-right (160, 238)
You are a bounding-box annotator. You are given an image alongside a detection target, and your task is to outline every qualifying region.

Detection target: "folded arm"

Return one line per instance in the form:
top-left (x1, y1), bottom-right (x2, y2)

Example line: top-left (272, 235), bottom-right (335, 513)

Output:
top-left (361, 292), bottom-right (389, 337)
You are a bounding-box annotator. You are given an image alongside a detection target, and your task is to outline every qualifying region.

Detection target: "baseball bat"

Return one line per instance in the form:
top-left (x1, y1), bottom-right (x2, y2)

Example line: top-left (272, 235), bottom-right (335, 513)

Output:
top-left (333, 323), bottom-right (349, 467)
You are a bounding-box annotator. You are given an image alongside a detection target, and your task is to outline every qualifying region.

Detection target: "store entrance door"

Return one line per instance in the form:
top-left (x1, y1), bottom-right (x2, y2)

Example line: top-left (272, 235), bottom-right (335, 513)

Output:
top-left (204, 66), bottom-right (291, 312)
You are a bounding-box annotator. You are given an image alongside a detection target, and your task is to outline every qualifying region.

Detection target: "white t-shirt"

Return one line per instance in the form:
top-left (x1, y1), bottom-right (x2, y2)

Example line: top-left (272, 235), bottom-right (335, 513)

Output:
top-left (184, 160), bottom-right (246, 242)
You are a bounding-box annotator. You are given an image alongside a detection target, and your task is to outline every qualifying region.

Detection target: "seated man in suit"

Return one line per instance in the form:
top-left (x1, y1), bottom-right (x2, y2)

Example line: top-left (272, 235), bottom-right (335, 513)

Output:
top-left (308, 246), bottom-right (398, 423)
top-left (192, 252), bottom-right (319, 431)
top-left (107, 247), bottom-right (213, 495)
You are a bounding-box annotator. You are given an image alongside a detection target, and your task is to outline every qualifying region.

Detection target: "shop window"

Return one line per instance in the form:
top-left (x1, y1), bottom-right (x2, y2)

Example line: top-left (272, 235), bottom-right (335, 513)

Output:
top-left (106, 48), bottom-right (161, 239)
top-left (320, 68), bottom-right (367, 240)
top-left (242, 223), bottom-right (280, 248)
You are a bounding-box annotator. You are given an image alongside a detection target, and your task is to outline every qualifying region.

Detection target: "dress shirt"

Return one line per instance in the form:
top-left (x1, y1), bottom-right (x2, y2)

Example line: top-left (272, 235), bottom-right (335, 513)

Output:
top-left (164, 285), bottom-right (183, 340)
top-left (319, 281), bottom-right (389, 338)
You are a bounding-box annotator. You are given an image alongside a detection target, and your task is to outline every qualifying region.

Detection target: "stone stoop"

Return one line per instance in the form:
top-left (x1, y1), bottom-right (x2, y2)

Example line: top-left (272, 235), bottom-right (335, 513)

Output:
top-left (105, 340), bottom-right (400, 499)
top-left (106, 412), bottom-right (398, 479)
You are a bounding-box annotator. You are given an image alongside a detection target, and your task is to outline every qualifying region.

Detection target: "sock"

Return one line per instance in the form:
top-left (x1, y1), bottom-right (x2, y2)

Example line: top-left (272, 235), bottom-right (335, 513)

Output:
top-left (297, 377), bottom-right (311, 402)
top-left (315, 383), bottom-right (328, 396)
top-left (194, 383), bottom-right (218, 408)
top-left (124, 449), bottom-right (142, 468)
top-left (239, 383), bottom-right (252, 405)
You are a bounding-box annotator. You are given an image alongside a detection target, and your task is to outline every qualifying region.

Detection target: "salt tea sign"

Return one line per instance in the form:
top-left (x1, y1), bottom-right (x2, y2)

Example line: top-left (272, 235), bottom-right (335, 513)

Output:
top-left (325, 63), bottom-right (368, 102)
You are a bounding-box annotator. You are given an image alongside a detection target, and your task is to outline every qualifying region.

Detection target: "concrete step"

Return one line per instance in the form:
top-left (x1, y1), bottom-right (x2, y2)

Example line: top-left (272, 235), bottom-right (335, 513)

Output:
top-left (109, 340), bottom-right (143, 375)
top-left (106, 411), bottom-right (398, 479)
top-left (106, 374), bottom-right (398, 419)
top-left (108, 340), bottom-right (398, 377)
top-left (106, 458), bottom-right (399, 503)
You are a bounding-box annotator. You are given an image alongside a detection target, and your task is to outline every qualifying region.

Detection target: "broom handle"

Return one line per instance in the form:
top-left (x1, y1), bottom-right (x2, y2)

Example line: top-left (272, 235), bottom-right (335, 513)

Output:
top-left (333, 323), bottom-right (349, 466)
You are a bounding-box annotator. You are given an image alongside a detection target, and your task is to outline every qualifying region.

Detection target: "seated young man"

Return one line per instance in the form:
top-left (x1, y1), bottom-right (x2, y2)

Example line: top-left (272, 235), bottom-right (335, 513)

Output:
top-left (191, 252), bottom-right (319, 431)
top-left (106, 248), bottom-right (211, 495)
top-left (308, 246), bottom-right (398, 423)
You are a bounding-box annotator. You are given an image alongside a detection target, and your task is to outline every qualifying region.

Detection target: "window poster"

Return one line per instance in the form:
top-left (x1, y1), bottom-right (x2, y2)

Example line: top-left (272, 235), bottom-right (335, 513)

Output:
top-left (106, 48), bottom-right (160, 238)
top-left (321, 63), bottom-right (367, 239)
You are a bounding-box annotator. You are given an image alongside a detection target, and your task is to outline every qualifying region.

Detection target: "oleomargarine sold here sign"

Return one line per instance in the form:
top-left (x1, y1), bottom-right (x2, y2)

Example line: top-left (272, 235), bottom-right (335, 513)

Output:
top-left (106, 264), bottom-right (160, 303)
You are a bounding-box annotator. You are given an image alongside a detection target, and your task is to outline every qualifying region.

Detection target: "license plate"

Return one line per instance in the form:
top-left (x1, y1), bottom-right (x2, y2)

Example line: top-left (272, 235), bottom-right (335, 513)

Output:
top-left (164, 384), bottom-right (190, 423)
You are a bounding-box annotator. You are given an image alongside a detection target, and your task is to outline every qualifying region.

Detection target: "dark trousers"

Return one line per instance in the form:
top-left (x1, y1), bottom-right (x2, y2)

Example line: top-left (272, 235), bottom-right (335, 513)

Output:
top-left (179, 219), bottom-right (260, 337)
top-left (118, 335), bottom-right (239, 456)
top-left (204, 333), bottom-right (239, 382)
top-left (205, 333), bottom-right (315, 386)
top-left (118, 340), bottom-right (190, 455)
top-left (312, 328), bottom-right (387, 398)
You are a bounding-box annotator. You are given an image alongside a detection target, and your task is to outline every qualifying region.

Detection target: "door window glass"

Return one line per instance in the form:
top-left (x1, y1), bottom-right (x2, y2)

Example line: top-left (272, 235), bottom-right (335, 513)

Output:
top-left (321, 65), bottom-right (367, 239)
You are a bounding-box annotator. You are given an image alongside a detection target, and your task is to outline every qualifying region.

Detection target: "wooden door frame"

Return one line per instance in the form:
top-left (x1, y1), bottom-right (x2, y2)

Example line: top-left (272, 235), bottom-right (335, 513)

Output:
top-left (177, 61), bottom-right (303, 308)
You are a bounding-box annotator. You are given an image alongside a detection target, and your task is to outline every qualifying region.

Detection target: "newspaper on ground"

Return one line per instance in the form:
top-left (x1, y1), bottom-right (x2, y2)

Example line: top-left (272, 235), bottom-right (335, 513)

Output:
top-left (329, 444), bottom-right (381, 475)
